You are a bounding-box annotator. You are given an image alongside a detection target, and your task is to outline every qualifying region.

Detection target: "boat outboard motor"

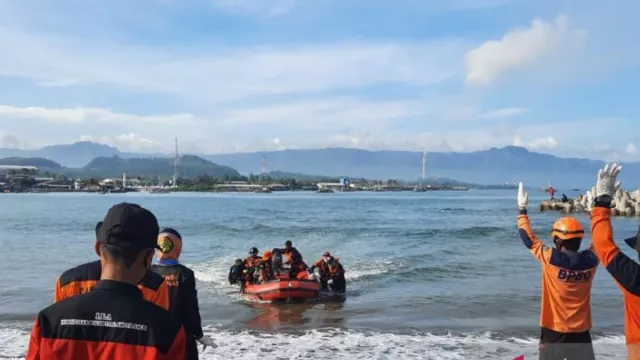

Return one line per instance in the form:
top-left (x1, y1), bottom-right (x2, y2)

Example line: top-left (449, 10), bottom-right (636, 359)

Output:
top-left (228, 259), bottom-right (245, 285)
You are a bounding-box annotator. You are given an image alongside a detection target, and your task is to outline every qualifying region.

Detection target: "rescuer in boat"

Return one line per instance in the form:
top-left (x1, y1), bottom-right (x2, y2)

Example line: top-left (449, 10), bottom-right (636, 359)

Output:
top-left (280, 240), bottom-right (308, 276)
top-left (255, 250), bottom-right (274, 284)
top-left (245, 247), bottom-right (260, 267)
top-left (588, 163), bottom-right (640, 359)
top-left (310, 252), bottom-right (346, 293)
top-left (150, 228), bottom-right (217, 358)
top-left (517, 182), bottom-right (598, 360)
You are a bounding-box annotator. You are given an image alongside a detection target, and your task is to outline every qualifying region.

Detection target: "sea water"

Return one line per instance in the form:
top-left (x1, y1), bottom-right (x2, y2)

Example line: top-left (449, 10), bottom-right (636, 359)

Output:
top-left (0, 190), bottom-right (632, 359)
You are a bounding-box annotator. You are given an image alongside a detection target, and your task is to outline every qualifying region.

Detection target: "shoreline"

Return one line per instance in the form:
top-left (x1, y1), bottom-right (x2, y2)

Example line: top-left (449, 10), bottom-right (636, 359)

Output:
top-left (0, 186), bottom-right (522, 194)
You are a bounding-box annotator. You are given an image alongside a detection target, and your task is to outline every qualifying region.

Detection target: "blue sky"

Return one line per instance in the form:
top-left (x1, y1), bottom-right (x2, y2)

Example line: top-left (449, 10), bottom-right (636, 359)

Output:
top-left (0, 0), bottom-right (638, 160)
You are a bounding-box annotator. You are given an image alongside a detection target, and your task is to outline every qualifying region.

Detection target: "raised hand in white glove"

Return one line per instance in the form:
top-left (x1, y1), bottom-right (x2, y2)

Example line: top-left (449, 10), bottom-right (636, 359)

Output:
top-left (517, 182), bottom-right (528, 210)
top-left (585, 189), bottom-right (594, 211)
top-left (595, 163), bottom-right (622, 200)
top-left (197, 335), bottom-right (218, 350)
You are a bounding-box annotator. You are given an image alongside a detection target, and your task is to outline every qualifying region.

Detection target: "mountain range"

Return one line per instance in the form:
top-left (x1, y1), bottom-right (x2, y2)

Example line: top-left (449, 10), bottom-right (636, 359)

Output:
top-left (0, 141), bottom-right (636, 188)
top-left (0, 154), bottom-right (240, 180)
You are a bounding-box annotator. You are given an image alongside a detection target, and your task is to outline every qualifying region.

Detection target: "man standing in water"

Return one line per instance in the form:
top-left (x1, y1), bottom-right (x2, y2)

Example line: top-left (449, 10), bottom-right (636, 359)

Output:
top-left (588, 163), bottom-right (640, 359)
top-left (517, 182), bottom-right (598, 360)
top-left (26, 202), bottom-right (186, 360)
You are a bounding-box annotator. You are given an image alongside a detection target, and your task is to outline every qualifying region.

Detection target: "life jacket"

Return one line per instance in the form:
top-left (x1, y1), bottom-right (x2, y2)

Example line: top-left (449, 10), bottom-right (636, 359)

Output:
top-left (283, 247), bottom-right (303, 264)
top-left (244, 255), bottom-right (259, 268)
top-left (258, 260), bottom-right (273, 282)
top-left (320, 259), bottom-right (344, 277)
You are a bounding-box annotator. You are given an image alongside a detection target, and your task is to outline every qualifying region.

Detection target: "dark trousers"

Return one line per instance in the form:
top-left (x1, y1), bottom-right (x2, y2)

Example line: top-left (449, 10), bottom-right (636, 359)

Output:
top-left (187, 332), bottom-right (199, 360)
top-left (321, 276), bottom-right (346, 292)
top-left (539, 327), bottom-right (595, 360)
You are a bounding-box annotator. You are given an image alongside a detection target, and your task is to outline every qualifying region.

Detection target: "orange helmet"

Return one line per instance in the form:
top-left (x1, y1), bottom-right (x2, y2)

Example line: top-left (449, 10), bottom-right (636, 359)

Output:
top-left (262, 250), bottom-right (272, 261)
top-left (551, 217), bottom-right (584, 241)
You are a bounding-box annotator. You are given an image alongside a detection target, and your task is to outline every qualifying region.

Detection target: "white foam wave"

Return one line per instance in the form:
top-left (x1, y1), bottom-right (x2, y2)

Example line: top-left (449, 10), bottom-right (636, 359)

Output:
top-left (343, 259), bottom-right (403, 281)
top-left (188, 257), bottom-right (246, 302)
top-left (0, 327), bottom-right (627, 360)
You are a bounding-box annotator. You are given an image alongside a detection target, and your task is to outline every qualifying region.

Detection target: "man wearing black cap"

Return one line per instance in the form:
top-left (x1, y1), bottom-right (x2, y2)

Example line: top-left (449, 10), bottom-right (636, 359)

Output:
top-left (53, 221), bottom-right (170, 311)
top-left (26, 203), bottom-right (187, 360)
top-left (280, 240), bottom-right (308, 277)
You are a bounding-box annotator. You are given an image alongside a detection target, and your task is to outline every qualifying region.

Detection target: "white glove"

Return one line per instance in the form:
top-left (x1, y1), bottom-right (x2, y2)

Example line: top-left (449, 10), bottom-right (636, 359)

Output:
top-left (596, 163), bottom-right (622, 199)
top-left (197, 335), bottom-right (218, 350)
top-left (585, 189), bottom-right (594, 211)
top-left (517, 182), bottom-right (528, 210)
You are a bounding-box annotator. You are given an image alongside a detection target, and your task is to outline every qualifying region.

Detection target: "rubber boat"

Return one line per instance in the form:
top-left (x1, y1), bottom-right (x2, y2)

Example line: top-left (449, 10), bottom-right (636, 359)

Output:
top-left (242, 273), bottom-right (322, 302)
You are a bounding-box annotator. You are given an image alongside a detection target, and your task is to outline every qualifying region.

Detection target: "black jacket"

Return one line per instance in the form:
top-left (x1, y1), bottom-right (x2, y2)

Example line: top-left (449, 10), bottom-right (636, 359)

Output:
top-left (27, 280), bottom-right (186, 360)
top-left (150, 264), bottom-right (203, 339)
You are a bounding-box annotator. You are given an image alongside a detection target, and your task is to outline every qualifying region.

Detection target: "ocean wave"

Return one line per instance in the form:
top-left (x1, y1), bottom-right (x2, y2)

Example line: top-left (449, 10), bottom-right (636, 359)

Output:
top-left (0, 327), bottom-right (627, 360)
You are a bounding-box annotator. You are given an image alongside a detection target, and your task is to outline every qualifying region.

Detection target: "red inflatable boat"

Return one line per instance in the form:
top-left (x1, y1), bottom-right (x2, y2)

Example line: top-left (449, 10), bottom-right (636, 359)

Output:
top-left (243, 273), bottom-right (322, 302)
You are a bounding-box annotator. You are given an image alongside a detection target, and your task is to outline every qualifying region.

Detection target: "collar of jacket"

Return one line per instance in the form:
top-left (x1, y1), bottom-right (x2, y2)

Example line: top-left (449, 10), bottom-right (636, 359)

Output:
top-left (94, 280), bottom-right (143, 298)
top-left (155, 258), bottom-right (180, 266)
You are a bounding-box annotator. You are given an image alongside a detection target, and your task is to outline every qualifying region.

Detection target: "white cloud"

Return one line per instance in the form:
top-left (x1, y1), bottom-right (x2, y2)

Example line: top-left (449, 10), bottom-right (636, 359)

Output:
top-left (210, 0), bottom-right (298, 16)
top-left (626, 143), bottom-right (637, 155)
top-left (464, 14), bottom-right (588, 84)
top-left (0, 26), bottom-right (466, 103)
top-left (79, 133), bottom-right (160, 152)
top-left (0, 131), bottom-right (20, 148)
top-left (512, 135), bottom-right (557, 150)
top-left (0, 105), bottom-right (198, 126)
top-left (478, 107), bottom-right (528, 119)
top-left (217, 97), bottom-right (427, 130)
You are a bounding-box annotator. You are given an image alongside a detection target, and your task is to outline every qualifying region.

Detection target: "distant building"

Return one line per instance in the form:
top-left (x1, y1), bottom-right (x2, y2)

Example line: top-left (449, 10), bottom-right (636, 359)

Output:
top-left (0, 165), bottom-right (38, 175)
top-left (317, 182), bottom-right (345, 190)
top-left (35, 179), bottom-right (73, 190)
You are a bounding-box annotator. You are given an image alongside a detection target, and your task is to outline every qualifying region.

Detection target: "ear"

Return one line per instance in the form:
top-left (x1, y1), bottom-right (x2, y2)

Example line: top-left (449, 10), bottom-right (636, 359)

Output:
top-left (144, 249), bottom-right (154, 268)
top-left (94, 241), bottom-right (101, 257)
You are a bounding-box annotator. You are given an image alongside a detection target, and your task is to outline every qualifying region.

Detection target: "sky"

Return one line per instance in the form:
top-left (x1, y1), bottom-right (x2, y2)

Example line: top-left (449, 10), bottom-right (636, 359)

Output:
top-left (0, 0), bottom-right (638, 161)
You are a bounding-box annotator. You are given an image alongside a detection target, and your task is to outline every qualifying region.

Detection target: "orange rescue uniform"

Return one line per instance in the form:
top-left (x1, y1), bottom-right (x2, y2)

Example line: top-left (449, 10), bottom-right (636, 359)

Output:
top-left (518, 211), bottom-right (599, 333)
top-left (54, 260), bottom-right (170, 311)
top-left (591, 204), bottom-right (640, 358)
top-left (244, 255), bottom-right (260, 268)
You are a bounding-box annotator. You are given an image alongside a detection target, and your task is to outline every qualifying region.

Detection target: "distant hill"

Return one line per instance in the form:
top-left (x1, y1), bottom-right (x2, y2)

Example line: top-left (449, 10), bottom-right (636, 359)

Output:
top-left (0, 157), bottom-right (63, 170)
top-left (0, 142), bottom-right (122, 168)
top-left (1, 142), bottom-right (639, 188)
top-left (0, 154), bottom-right (240, 180)
top-left (204, 146), bottom-right (634, 188)
top-left (73, 155), bottom-right (240, 179)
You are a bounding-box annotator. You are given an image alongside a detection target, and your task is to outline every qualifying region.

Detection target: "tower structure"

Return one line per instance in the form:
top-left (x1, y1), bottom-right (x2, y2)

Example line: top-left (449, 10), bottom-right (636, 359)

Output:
top-left (422, 151), bottom-right (427, 180)
top-left (172, 137), bottom-right (179, 187)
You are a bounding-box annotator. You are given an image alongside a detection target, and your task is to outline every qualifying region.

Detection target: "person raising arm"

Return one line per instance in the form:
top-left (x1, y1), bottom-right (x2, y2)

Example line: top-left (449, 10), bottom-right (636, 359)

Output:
top-left (588, 163), bottom-right (640, 359)
top-left (516, 182), bottom-right (598, 360)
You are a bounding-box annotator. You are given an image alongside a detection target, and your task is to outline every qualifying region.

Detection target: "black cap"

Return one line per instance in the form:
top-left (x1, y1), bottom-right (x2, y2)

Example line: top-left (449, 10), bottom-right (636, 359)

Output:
top-left (97, 203), bottom-right (160, 250)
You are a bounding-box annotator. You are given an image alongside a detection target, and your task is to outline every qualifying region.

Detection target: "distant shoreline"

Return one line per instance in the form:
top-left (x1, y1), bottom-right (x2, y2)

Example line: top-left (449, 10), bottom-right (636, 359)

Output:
top-left (2, 185), bottom-right (518, 194)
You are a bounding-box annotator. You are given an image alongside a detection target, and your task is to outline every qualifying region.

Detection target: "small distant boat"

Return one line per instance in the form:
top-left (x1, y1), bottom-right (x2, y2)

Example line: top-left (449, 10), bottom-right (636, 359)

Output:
top-left (150, 188), bottom-right (170, 194)
top-left (255, 187), bottom-right (272, 193)
top-left (317, 188), bottom-right (334, 193)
